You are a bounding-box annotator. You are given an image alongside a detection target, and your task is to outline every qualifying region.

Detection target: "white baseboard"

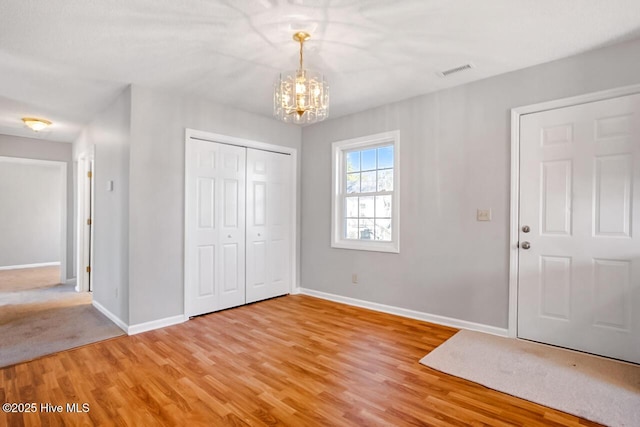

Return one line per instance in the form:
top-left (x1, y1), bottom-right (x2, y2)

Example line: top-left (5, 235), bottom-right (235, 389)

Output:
top-left (127, 314), bottom-right (186, 335)
top-left (65, 278), bottom-right (77, 286)
top-left (290, 287), bottom-right (301, 295)
top-left (0, 262), bottom-right (60, 271)
top-left (298, 288), bottom-right (508, 337)
top-left (93, 299), bottom-right (186, 336)
top-left (92, 300), bottom-right (128, 333)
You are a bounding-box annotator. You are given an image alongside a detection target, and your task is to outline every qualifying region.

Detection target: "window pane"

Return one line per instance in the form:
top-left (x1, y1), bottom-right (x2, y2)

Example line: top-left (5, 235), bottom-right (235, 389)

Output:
top-left (346, 173), bottom-right (360, 193)
top-left (345, 196), bottom-right (359, 217)
top-left (359, 219), bottom-right (374, 240)
top-left (375, 195), bottom-right (392, 218)
top-left (377, 146), bottom-right (393, 169)
top-left (375, 219), bottom-right (392, 241)
top-left (345, 219), bottom-right (359, 239)
top-left (359, 196), bottom-right (374, 217)
top-left (346, 151), bottom-right (360, 172)
top-left (361, 149), bottom-right (376, 171)
top-left (361, 171), bottom-right (376, 193)
top-left (377, 169), bottom-right (393, 191)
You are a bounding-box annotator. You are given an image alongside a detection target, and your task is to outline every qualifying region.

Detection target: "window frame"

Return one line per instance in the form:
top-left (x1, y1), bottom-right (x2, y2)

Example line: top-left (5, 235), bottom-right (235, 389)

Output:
top-left (331, 130), bottom-right (400, 253)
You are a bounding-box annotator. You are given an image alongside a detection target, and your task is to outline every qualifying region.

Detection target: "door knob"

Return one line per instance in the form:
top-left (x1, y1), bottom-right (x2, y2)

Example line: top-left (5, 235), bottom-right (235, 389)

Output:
top-left (522, 225), bottom-right (530, 233)
top-left (521, 241), bottom-right (531, 250)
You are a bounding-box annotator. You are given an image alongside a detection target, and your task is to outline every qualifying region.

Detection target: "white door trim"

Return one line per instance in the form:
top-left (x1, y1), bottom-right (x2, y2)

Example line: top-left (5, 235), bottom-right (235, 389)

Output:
top-left (183, 128), bottom-right (298, 318)
top-left (75, 147), bottom-right (95, 292)
top-left (0, 156), bottom-right (68, 285)
top-left (508, 83), bottom-right (640, 337)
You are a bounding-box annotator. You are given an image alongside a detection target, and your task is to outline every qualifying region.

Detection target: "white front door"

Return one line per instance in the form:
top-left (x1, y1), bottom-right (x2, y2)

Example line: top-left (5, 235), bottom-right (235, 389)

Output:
top-left (518, 93), bottom-right (640, 364)
top-left (246, 148), bottom-right (292, 304)
top-left (185, 140), bottom-right (246, 317)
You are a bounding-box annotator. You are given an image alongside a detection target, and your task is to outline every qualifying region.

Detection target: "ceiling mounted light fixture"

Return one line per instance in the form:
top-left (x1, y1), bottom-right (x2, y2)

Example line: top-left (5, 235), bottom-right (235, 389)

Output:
top-left (274, 32), bottom-right (329, 125)
top-left (22, 117), bottom-right (52, 132)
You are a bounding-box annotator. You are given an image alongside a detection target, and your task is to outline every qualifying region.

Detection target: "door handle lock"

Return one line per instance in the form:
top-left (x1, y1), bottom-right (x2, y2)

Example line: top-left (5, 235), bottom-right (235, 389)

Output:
top-left (522, 225), bottom-right (530, 233)
top-left (521, 241), bottom-right (531, 250)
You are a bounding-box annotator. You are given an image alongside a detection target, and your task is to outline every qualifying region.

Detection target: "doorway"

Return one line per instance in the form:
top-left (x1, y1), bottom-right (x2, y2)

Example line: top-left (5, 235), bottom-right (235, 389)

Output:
top-left (509, 86), bottom-right (640, 364)
top-left (0, 156), bottom-right (67, 282)
top-left (76, 151), bottom-right (94, 293)
top-left (0, 155), bottom-right (124, 367)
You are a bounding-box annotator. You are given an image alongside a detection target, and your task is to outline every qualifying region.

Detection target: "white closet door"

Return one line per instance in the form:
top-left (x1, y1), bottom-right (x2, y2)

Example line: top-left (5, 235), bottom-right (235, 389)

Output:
top-left (246, 149), bottom-right (292, 304)
top-left (185, 140), bottom-right (246, 317)
top-left (518, 93), bottom-right (640, 364)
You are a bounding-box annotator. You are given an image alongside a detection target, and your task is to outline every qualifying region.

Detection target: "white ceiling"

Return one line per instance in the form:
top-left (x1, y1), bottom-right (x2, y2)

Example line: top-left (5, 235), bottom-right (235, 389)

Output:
top-left (1, 0), bottom-right (640, 142)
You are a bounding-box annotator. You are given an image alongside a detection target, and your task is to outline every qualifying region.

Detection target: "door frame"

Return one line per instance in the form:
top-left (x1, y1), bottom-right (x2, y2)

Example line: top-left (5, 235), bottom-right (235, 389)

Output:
top-left (0, 156), bottom-right (67, 284)
top-left (183, 128), bottom-right (299, 318)
top-left (76, 147), bottom-right (95, 293)
top-left (508, 83), bottom-right (640, 338)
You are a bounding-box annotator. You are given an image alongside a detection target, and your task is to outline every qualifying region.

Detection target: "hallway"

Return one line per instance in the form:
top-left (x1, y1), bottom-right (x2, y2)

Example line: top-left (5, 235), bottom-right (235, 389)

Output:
top-left (0, 266), bottom-right (124, 367)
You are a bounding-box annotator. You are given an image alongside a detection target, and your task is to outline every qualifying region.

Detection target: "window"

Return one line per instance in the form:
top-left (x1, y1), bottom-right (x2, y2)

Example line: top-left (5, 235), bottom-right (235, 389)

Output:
top-left (331, 130), bottom-right (400, 253)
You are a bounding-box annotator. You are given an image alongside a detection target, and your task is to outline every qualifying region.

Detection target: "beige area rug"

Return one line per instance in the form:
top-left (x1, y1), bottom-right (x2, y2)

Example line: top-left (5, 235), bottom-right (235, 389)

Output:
top-left (420, 330), bottom-right (640, 427)
top-left (0, 281), bottom-right (125, 368)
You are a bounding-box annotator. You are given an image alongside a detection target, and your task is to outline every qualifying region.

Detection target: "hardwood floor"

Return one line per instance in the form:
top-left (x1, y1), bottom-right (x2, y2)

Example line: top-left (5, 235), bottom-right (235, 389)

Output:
top-left (0, 295), bottom-right (601, 426)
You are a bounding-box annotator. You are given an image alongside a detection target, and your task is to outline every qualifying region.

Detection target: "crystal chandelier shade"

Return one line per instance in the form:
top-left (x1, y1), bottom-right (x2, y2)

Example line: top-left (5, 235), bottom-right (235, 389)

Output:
top-left (274, 32), bottom-right (329, 125)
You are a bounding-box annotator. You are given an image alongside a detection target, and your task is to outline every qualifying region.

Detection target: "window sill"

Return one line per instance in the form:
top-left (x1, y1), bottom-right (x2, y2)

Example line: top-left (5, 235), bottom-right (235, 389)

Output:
top-left (331, 240), bottom-right (399, 254)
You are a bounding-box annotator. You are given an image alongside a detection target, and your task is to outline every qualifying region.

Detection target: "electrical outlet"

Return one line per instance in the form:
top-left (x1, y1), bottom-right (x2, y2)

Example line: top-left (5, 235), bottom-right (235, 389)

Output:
top-left (477, 209), bottom-right (492, 221)
top-left (352, 274), bottom-right (358, 284)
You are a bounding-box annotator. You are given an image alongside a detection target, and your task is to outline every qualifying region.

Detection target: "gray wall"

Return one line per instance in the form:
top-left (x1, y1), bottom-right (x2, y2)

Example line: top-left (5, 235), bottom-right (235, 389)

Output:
top-left (0, 135), bottom-right (73, 275)
top-left (0, 159), bottom-right (62, 267)
top-left (128, 85), bottom-right (301, 325)
top-left (75, 87), bottom-right (131, 323)
top-left (301, 38), bottom-right (640, 329)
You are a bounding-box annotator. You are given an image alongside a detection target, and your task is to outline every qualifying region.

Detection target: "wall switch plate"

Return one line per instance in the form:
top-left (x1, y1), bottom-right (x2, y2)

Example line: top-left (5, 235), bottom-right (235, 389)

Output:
top-left (106, 180), bottom-right (114, 192)
top-left (477, 209), bottom-right (492, 221)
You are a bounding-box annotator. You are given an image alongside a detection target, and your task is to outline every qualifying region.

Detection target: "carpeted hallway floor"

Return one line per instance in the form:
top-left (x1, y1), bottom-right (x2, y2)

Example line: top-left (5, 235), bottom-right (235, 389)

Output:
top-left (0, 266), bottom-right (125, 368)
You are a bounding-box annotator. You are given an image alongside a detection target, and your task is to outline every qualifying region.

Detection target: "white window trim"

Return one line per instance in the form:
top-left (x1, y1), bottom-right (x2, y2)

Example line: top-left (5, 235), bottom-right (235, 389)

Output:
top-left (331, 130), bottom-right (400, 253)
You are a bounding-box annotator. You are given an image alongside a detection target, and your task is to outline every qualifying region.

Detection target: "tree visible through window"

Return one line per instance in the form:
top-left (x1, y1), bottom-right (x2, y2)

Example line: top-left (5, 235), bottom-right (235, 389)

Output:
top-left (344, 145), bottom-right (393, 241)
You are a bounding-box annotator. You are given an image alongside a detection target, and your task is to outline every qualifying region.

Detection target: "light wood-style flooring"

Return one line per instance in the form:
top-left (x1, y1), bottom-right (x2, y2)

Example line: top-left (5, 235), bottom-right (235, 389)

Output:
top-left (0, 295), bottom-right (601, 426)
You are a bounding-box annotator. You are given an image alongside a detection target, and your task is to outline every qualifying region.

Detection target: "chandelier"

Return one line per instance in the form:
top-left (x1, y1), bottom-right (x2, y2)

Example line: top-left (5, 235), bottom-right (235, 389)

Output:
top-left (274, 32), bottom-right (329, 125)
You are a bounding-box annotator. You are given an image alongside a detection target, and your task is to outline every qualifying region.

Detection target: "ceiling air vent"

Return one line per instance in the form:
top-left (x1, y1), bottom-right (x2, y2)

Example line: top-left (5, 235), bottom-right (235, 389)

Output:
top-left (437, 63), bottom-right (475, 78)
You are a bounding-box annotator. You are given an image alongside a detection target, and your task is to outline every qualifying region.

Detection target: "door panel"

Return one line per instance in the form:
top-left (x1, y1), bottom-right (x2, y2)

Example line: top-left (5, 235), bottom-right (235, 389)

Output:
top-left (539, 256), bottom-right (571, 320)
top-left (594, 155), bottom-right (632, 236)
top-left (518, 93), bottom-right (640, 364)
top-left (197, 178), bottom-right (215, 229)
top-left (246, 149), bottom-right (292, 304)
top-left (197, 245), bottom-right (215, 297)
top-left (592, 259), bottom-right (631, 330)
top-left (540, 160), bottom-right (572, 235)
top-left (222, 243), bottom-right (239, 293)
top-left (250, 240), bottom-right (267, 287)
top-left (186, 140), bottom-right (246, 316)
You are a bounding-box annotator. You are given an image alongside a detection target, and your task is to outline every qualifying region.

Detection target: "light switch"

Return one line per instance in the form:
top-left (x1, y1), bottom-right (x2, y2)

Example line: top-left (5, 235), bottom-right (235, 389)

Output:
top-left (477, 209), bottom-right (492, 221)
top-left (106, 180), bottom-right (114, 192)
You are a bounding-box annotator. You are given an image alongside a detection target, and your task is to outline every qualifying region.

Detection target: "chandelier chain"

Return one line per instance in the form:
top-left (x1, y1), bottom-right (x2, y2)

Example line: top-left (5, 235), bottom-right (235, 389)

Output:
top-left (299, 38), bottom-right (304, 71)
